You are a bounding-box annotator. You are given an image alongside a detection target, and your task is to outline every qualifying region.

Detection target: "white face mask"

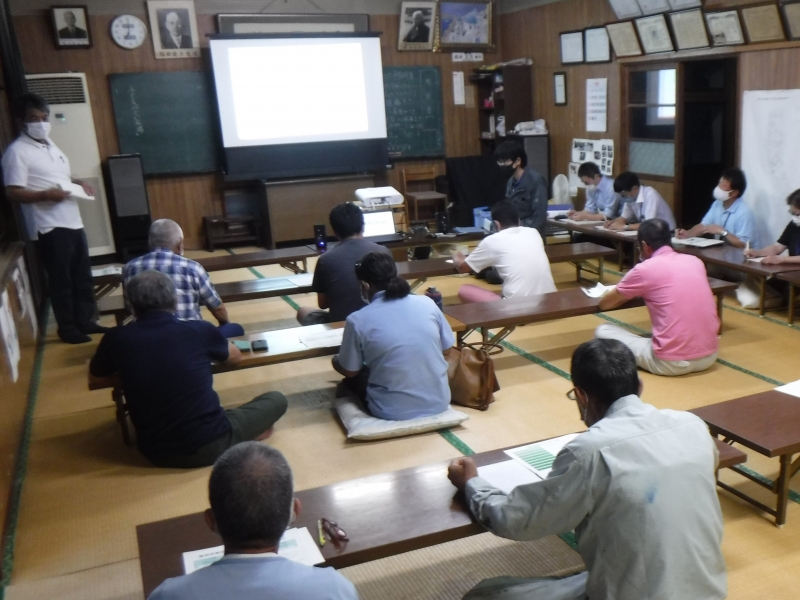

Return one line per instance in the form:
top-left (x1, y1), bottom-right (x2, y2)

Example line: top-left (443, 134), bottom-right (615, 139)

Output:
top-left (26, 121), bottom-right (51, 140)
top-left (712, 186), bottom-right (732, 202)
top-left (792, 215), bottom-right (800, 226)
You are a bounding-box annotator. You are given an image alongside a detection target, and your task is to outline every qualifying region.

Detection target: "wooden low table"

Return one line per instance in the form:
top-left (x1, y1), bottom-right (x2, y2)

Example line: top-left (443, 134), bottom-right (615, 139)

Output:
top-left (547, 219), bottom-right (640, 269)
top-left (775, 270), bottom-right (800, 324)
top-left (91, 266), bottom-right (124, 300)
top-left (691, 390), bottom-right (800, 526)
top-left (443, 278), bottom-right (737, 346)
top-left (674, 245), bottom-right (800, 316)
top-left (136, 437), bottom-right (743, 597)
top-left (196, 247), bottom-right (316, 275)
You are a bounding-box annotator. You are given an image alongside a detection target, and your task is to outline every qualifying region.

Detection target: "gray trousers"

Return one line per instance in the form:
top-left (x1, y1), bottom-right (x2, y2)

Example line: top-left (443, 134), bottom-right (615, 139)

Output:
top-left (463, 572), bottom-right (588, 600)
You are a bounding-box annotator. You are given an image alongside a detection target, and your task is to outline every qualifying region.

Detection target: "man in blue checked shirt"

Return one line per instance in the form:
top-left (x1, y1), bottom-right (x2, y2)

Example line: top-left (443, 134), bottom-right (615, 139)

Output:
top-left (124, 219), bottom-right (245, 337)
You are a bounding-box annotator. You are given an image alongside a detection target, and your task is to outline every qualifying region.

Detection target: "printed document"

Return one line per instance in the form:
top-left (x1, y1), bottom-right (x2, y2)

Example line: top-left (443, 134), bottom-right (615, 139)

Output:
top-left (504, 433), bottom-right (580, 479)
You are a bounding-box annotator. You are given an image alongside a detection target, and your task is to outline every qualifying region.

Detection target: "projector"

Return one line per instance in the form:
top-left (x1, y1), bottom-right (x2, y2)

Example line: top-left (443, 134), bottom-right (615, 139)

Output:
top-left (355, 186), bottom-right (404, 208)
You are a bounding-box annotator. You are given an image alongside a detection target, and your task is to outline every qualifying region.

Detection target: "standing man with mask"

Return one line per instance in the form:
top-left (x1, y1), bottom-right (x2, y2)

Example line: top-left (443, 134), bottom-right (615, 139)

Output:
top-left (676, 167), bottom-right (755, 249)
top-left (606, 171), bottom-right (676, 232)
top-left (2, 93), bottom-right (102, 344)
top-left (494, 141), bottom-right (549, 241)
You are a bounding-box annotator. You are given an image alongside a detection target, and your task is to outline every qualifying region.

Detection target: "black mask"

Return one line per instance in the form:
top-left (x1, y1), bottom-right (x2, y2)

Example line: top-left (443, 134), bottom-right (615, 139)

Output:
top-left (499, 165), bottom-right (516, 179)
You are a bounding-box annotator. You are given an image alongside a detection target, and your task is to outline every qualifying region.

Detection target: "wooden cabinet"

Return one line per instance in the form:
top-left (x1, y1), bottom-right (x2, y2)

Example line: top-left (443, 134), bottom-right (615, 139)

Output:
top-left (470, 65), bottom-right (533, 156)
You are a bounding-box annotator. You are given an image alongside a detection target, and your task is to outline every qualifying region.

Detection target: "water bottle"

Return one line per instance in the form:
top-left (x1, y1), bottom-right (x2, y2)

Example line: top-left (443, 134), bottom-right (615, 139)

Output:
top-left (425, 287), bottom-right (443, 311)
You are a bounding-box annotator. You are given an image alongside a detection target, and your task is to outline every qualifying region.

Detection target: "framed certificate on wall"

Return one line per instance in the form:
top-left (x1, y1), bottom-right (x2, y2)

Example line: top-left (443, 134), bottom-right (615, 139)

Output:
top-left (635, 14), bottom-right (674, 53)
top-left (669, 9), bottom-right (710, 50)
top-left (782, 1), bottom-right (800, 41)
top-left (606, 21), bottom-right (643, 57)
top-left (740, 4), bottom-right (785, 44)
top-left (705, 10), bottom-right (745, 46)
top-left (560, 30), bottom-right (584, 64)
top-left (585, 27), bottom-right (611, 63)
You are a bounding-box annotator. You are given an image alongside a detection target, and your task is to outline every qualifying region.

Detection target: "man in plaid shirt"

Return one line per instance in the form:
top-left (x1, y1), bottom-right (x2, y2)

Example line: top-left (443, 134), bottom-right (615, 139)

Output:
top-left (123, 219), bottom-right (244, 338)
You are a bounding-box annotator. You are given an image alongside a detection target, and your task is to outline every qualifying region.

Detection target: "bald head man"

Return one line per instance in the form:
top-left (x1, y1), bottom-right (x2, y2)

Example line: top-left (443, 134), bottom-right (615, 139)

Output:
top-left (123, 219), bottom-right (245, 338)
top-left (160, 10), bottom-right (192, 49)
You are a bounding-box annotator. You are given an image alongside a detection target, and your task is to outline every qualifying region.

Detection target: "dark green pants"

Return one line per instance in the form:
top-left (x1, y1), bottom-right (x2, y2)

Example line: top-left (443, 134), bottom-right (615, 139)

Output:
top-left (150, 391), bottom-right (288, 469)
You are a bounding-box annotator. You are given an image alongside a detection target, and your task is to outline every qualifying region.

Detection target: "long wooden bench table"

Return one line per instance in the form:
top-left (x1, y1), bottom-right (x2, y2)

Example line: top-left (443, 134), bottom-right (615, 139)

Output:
top-left (196, 247), bottom-right (316, 275)
top-left (674, 245), bottom-right (800, 317)
top-left (443, 278), bottom-right (738, 346)
top-left (691, 389), bottom-right (800, 526)
top-left (547, 218), bottom-right (640, 268)
top-left (775, 270), bottom-right (800, 324)
top-left (136, 437), bottom-right (745, 597)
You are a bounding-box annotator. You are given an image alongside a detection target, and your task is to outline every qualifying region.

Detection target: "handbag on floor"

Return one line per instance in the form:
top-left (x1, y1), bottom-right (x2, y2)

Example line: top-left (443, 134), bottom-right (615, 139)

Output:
top-left (447, 343), bottom-right (501, 411)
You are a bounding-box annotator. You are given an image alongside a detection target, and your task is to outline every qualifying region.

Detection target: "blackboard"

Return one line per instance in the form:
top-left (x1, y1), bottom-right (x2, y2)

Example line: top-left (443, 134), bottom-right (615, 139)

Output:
top-left (383, 66), bottom-right (445, 160)
top-left (109, 72), bottom-right (219, 176)
top-left (109, 66), bottom-right (445, 175)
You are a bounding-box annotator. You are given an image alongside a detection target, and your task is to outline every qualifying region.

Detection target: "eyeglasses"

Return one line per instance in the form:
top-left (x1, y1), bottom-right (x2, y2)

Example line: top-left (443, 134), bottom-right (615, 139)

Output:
top-left (566, 388), bottom-right (578, 401)
top-left (497, 160), bottom-right (513, 167)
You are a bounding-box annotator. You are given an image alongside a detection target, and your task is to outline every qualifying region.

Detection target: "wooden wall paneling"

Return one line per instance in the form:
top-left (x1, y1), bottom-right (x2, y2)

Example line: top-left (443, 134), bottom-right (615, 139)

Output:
top-left (498, 0), bottom-right (621, 185)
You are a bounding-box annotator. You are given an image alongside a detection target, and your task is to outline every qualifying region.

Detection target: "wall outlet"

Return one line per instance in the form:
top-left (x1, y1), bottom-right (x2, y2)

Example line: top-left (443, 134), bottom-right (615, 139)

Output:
top-left (451, 52), bottom-right (467, 62)
top-left (467, 52), bottom-right (484, 62)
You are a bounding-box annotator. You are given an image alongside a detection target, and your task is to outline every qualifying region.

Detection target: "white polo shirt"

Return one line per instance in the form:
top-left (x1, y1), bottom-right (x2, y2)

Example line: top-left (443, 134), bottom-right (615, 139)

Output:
top-left (465, 226), bottom-right (556, 299)
top-left (620, 185), bottom-right (676, 230)
top-left (1, 134), bottom-right (83, 237)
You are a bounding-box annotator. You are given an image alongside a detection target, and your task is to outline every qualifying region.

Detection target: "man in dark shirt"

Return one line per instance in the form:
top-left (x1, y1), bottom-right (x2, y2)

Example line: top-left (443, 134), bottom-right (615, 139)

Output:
top-left (89, 270), bottom-right (287, 468)
top-left (494, 141), bottom-right (549, 241)
top-left (297, 202), bottom-right (391, 325)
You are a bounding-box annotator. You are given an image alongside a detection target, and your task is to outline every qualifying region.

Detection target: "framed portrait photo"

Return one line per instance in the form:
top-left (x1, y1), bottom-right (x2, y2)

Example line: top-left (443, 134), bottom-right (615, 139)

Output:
top-left (560, 30), bottom-right (584, 64)
top-left (51, 6), bottom-right (92, 48)
top-left (782, 1), bottom-right (800, 41)
top-left (147, 0), bottom-right (200, 59)
top-left (740, 4), bottom-right (785, 44)
top-left (669, 9), bottom-right (709, 51)
top-left (435, 1), bottom-right (495, 52)
top-left (398, 1), bottom-right (437, 50)
top-left (635, 14), bottom-right (674, 54)
top-left (705, 10), bottom-right (745, 47)
top-left (606, 21), bottom-right (643, 58)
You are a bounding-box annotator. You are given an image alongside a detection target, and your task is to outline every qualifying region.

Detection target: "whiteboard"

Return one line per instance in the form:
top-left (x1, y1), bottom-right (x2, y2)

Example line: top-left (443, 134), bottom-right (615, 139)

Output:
top-left (741, 90), bottom-right (800, 248)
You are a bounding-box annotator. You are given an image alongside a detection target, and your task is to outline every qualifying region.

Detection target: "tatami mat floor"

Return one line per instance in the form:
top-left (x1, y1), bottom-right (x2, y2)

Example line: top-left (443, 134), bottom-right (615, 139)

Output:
top-left (3, 244), bottom-right (800, 599)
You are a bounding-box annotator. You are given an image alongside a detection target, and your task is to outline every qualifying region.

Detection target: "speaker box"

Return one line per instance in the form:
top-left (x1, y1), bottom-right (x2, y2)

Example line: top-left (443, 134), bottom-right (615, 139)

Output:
top-left (104, 154), bottom-right (151, 262)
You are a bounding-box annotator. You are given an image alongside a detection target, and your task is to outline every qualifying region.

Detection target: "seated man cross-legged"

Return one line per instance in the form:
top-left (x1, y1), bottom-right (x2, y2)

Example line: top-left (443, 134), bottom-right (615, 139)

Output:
top-left (297, 202), bottom-right (391, 326)
top-left (124, 218), bottom-right (245, 338)
top-left (89, 270), bottom-right (287, 468)
top-left (332, 251), bottom-right (454, 421)
top-left (596, 218), bottom-right (719, 377)
top-left (448, 339), bottom-right (727, 600)
top-left (148, 442), bottom-right (358, 599)
top-left (453, 200), bottom-right (556, 304)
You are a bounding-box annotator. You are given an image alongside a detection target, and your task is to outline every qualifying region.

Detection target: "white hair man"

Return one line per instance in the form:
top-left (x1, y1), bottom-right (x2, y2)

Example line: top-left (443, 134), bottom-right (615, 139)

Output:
top-left (123, 219), bottom-right (244, 338)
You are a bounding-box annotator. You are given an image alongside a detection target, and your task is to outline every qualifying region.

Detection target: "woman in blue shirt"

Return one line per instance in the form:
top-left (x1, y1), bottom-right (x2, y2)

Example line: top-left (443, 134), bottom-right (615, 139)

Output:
top-left (332, 252), bottom-right (455, 420)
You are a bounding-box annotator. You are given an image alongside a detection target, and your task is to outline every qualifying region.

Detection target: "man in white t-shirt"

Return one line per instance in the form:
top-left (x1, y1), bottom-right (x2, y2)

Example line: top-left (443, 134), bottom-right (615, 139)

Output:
top-left (2, 93), bottom-right (102, 344)
top-left (453, 200), bottom-right (556, 303)
top-left (606, 171), bottom-right (676, 232)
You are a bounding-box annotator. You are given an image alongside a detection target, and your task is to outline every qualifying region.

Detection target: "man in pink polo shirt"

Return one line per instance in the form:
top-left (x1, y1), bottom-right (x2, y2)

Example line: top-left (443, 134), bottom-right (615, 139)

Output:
top-left (595, 218), bottom-right (719, 376)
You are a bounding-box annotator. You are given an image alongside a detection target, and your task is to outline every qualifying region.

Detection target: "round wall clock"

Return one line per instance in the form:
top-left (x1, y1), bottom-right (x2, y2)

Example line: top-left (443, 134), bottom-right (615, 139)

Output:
top-left (110, 15), bottom-right (148, 49)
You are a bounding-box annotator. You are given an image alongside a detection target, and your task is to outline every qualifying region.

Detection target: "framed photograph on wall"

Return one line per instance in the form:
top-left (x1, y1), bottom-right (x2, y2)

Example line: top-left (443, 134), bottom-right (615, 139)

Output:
top-left (635, 14), bottom-right (674, 53)
top-left (585, 27), bottom-right (611, 63)
top-left (606, 21), bottom-right (643, 57)
top-left (398, 1), bottom-right (437, 50)
top-left (705, 10), bottom-right (745, 46)
top-left (554, 72), bottom-right (567, 106)
top-left (51, 6), bottom-right (92, 48)
top-left (435, 1), bottom-right (495, 52)
top-left (740, 4), bottom-right (785, 44)
top-left (608, 0), bottom-right (642, 20)
top-left (667, 0), bottom-right (702, 9)
top-left (147, 0), bottom-right (200, 59)
top-left (216, 13), bottom-right (369, 34)
top-left (560, 30), bottom-right (584, 64)
top-left (782, 1), bottom-right (800, 41)
top-left (669, 9), bottom-right (709, 50)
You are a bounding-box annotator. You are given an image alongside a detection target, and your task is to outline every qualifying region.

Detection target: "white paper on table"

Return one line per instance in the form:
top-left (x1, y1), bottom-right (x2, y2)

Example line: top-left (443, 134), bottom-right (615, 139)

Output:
top-left (504, 433), bottom-right (580, 479)
top-left (0, 290), bottom-right (20, 383)
top-left (670, 237), bottom-right (723, 248)
top-left (775, 379), bottom-right (800, 399)
top-left (299, 327), bottom-right (345, 349)
top-left (581, 283), bottom-right (615, 298)
top-left (478, 460), bottom-right (543, 493)
top-left (91, 265), bottom-right (123, 277)
top-left (287, 273), bottom-right (314, 287)
top-left (60, 182), bottom-right (95, 201)
top-left (594, 225), bottom-right (638, 236)
top-left (181, 528), bottom-right (324, 575)
top-left (445, 259), bottom-right (453, 263)
top-left (746, 256), bottom-right (765, 263)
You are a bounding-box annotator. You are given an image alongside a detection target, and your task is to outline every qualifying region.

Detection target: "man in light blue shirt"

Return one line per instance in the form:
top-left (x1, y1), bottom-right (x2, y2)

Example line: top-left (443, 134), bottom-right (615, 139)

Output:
top-left (333, 251), bottom-right (454, 421)
top-left (148, 443), bottom-right (358, 600)
top-left (676, 167), bottom-right (756, 249)
top-left (568, 162), bottom-right (620, 221)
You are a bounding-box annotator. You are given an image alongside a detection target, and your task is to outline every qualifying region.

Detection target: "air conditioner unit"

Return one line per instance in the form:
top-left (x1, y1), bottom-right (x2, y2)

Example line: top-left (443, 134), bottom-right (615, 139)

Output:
top-left (25, 73), bottom-right (116, 258)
